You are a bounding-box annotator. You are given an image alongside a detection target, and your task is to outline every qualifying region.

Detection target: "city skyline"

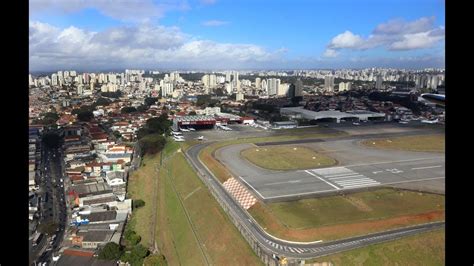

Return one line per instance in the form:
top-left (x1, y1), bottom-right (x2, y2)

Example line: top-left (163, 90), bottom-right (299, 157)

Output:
top-left (30, 0), bottom-right (445, 71)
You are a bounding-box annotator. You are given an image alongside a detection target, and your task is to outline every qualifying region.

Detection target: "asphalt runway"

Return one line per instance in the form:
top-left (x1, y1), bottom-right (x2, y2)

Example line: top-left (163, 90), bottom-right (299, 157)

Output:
top-left (216, 133), bottom-right (445, 201)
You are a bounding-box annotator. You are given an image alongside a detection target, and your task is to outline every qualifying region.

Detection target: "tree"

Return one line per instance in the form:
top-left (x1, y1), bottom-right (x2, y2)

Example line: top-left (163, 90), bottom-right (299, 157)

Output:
top-left (144, 97), bottom-right (158, 106)
top-left (77, 110), bottom-right (94, 122)
top-left (120, 244), bottom-right (149, 266)
top-left (136, 105), bottom-right (148, 112)
top-left (95, 97), bottom-right (112, 107)
top-left (188, 111), bottom-right (197, 115)
top-left (124, 229), bottom-right (141, 246)
top-left (145, 114), bottom-right (172, 135)
top-left (98, 242), bottom-right (123, 260)
top-left (42, 132), bottom-right (62, 148)
top-left (144, 254), bottom-right (167, 266)
top-left (113, 131), bottom-right (122, 139)
top-left (133, 199), bottom-right (145, 209)
top-left (101, 90), bottom-right (122, 98)
top-left (37, 221), bottom-right (58, 235)
top-left (121, 107), bottom-right (138, 113)
top-left (138, 134), bottom-right (166, 156)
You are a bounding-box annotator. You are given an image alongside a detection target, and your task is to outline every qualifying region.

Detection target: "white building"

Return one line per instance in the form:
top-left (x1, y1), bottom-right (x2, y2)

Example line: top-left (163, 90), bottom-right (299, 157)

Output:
top-left (236, 91), bottom-right (244, 101)
top-left (267, 78), bottom-right (280, 96)
top-left (278, 83), bottom-right (290, 96)
top-left (255, 77), bottom-right (261, 89)
top-left (161, 83), bottom-right (174, 97)
top-left (324, 75), bottom-right (334, 91)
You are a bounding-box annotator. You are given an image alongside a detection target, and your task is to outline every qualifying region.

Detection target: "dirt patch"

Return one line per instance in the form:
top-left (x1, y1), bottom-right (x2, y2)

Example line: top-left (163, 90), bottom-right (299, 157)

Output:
top-left (343, 196), bottom-right (373, 212)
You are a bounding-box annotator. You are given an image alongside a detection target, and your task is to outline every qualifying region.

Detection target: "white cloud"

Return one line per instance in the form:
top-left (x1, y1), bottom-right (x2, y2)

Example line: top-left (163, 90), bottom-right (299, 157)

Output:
top-left (323, 49), bottom-right (339, 58)
top-left (29, 0), bottom-right (190, 22)
top-left (29, 21), bottom-right (283, 70)
top-left (328, 31), bottom-right (364, 49)
top-left (202, 20), bottom-right (229, 26)
top-left (323, 17), bottom-right (445, 56)
top-left (389, 30), bottom-right (445, 50)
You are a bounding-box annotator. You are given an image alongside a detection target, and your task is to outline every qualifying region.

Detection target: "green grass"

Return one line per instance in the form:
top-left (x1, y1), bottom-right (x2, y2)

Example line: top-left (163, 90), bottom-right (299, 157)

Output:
top-left (307, 229), bottom-right (445, 266)
top-left (241, 146), bottom-right (336, 170)
top-left (129, 141), bottom-right (262, 266)
top-left (248, 188), bottom-right (444, 241)
top-left (265, 189), bottom-right (444, 229)
top-left (200, 130), bottom-right (347, 183)
top-left (362, 134), bottom-right (445, 153)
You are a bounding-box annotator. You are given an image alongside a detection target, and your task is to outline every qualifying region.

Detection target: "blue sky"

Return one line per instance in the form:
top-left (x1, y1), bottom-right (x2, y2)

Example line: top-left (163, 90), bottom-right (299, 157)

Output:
top-left (29, 0), bottom-right (445, 71)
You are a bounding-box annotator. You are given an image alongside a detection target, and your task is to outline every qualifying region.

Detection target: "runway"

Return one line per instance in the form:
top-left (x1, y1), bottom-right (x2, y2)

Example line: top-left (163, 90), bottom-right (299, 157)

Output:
top-left (216, 133), bottom-right (445, 201)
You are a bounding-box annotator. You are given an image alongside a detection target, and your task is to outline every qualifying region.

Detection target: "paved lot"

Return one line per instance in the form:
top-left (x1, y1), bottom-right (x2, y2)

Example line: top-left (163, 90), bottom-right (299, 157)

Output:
top-left (216, 130), bottom-right (445, 201)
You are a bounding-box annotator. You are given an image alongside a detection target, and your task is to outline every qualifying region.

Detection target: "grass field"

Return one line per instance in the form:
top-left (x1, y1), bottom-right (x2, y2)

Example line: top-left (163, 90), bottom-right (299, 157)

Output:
top-left (128, 140), bottom-right (262, 266)
top-left (307, 229), bottom-right (445, 266)
top-left (248, 188), bottom-right (445, 241)
top-left (241, 146), bottom-right (336, 170)
top-left (361, 134), bottom-right (445, 152)
top-left (200, 130), bottom-right (347, 183)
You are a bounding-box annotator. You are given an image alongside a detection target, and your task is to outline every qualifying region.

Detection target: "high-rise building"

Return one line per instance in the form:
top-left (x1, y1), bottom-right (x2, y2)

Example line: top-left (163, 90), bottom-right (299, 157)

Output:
top-left (267, 78), bottom-right (280, 96)
top-left (255, 77), bottom-right (261, 89)
top-left (261, 79), bottom-right (268, 93)
top-left (225, 83), bottom-right (233, 94)
top-left (161, 83), bottom-right (174, 97)
top-left (295, 78), bottom-right (303, 97)
top-left (201, 74), bottom-right (210, 88)
top-left (278, 83), bottom-right (289, 96)
top-left (375, 75), bottom-right (383, 89)
top-left (324, 75), bottom-right (334, 91)
top-left (51, 73), bottom-right (58, 86)
top-left (108, 74), bottom-right (117, 84)
top-left (225, 71), bottom-right (231, 82)
top-left (209, 74), bottom-right (217, 88)
top-left (288, 83), bottom-right (296, 98)
top-left (236, 91), bottom-right (244, 101)
top-left (430, 75), bottom-right (439, 89)
top-left (29, 74), bottom-right (34, 86)
top-left (338, 82), bottom-right (352, 92)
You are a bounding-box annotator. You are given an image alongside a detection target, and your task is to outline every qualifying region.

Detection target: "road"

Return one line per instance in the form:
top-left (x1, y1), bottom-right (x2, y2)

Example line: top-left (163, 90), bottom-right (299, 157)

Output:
top-left (185, 138), bottom-right (444, 260)
top-left (31, 133), bottom-right (68, 265)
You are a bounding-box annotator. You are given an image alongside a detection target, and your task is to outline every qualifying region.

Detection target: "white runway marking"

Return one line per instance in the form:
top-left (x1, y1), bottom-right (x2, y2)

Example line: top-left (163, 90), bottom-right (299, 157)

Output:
top-left (329, 174), bottom-right (365, 180)
top-left (311, 167), bottom-right (380, 189)
top-left (266, 180), bottom-right (301, 186)
top-left (305, 170), bottom-right (340, 190)
top-left (341, 157), bottom-right (444, 168)
top-left (238, 176), bottom-right (265, 199)
top-left (411, 165), bottom-right (443, 170)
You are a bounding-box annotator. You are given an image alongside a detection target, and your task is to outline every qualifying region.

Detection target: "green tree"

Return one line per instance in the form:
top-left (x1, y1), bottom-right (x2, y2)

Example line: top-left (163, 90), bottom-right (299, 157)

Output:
top-left (121, 107), bottom-right (138, 113)
top-left (144, 97), bottom-right (158, 106)
top-left (94, 97), bottom-right (112, 107)
top-left (188, 111), bottom-right (197, 115)
top-left (98, 242), bottom-right (123, 260)
top-left (138, 134), bottom-right (166, 156)
top-left (42, 132), bottom-right (62, 148)
top-left (77, 110), bottom-right (94, 122)
top-left (120, 244), bottom-right (149, 266)
top-left (113, 131), bottom-right (122, 139)
top-left (133, 199), bottom-right (145, 209)
top-left (37, 221), bottom-right (58, 235)
top-left (137, 105), bottom-right (148, 112)
top-left (124, 229), bottom-right (141, 246)
top-left (145, 114), bottom-right (172, 135)
top-left (144, 254), bottom-right (167, 266)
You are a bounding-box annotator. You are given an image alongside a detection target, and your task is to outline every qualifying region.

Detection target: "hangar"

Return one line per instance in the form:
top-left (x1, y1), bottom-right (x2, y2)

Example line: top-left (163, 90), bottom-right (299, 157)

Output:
top-left (280, 107), bottom-right (386, 123)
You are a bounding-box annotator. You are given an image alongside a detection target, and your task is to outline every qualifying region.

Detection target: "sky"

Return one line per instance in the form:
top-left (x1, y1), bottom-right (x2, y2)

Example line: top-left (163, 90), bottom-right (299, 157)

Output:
top-left (29, 0), bottom-right (445, 71)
